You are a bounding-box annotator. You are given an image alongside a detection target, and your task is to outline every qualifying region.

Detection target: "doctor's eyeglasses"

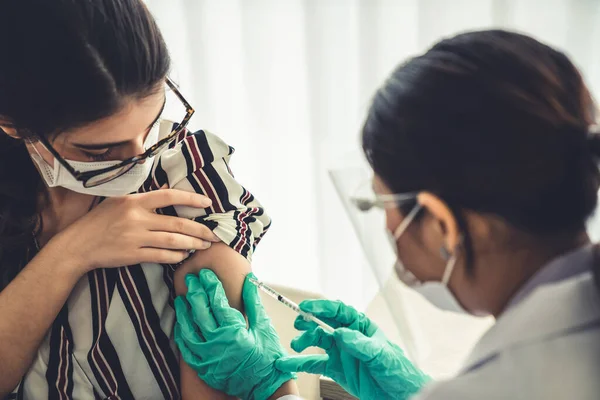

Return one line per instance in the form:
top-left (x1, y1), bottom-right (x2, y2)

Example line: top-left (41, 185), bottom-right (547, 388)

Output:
top-left (33, 77), bottom-right (194, 188)
top-left (351, 193), bottom-right (419, 212)
top-left (349, 179), bottom-right (417, 212)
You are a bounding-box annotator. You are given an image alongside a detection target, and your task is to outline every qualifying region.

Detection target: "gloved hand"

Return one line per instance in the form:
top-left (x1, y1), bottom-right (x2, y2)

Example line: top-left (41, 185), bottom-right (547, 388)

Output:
top-left (174, 270), bottom-right (295, 400)
top-left (275, 300), bottom-right (431, 400)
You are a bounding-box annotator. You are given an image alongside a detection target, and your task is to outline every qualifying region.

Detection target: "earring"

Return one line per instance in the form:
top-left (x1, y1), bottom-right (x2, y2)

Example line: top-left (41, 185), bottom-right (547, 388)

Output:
top-left (440, 246), bottom-right (450, 260)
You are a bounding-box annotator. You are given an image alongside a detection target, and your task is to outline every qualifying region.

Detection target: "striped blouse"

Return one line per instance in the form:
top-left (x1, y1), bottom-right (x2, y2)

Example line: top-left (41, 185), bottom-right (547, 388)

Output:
top-left (8, 121), bottom-right (271, 400)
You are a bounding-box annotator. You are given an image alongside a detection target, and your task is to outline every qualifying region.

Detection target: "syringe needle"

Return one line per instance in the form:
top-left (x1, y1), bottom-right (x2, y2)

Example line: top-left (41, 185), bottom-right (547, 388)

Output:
top-left (248, 277), bottom-right (334, 333)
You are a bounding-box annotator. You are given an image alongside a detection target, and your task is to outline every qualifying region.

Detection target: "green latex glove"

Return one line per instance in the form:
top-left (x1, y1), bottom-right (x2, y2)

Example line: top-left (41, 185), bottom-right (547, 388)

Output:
top-left (275, 300), bottom-right (431, 400)
top-left (174, 270), bottom-right (295, 400)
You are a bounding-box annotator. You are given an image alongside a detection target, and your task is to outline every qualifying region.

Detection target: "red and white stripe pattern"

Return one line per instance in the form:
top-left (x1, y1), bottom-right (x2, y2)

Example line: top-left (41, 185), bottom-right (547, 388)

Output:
top-left (53, 327), bottom-right (71, 399)
top-left (45, 306), bottom-right (74, 400)
top-left (88, 270), bottom-right (120, 397)
top-left (118, 266), bottom-right (179, 399)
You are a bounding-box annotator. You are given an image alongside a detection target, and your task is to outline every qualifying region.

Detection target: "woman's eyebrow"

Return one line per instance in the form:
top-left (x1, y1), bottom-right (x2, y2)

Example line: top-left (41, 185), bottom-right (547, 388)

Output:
top-left (74, 139), bottom-right (130, 150)
top-left (72, 96), bottom-right (167, 150)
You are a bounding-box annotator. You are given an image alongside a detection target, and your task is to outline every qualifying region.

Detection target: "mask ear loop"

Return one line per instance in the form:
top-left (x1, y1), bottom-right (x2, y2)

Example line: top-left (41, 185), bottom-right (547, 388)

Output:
top-left (26, 138), bottom-right (57, 184)
top-left (440, 236), bottom-right (463, 285)
top-left (392, 203), bottom-right (422, 239)
top-left (26, 138), bottom-right (52, 162)
top-left (441, 254), bottom-right (457, 285)
top-left (26, 138), bottom-right (39, 153)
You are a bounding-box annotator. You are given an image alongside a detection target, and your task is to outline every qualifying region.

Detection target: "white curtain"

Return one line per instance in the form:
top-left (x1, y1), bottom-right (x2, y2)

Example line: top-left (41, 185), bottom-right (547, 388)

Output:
top-left (145, 0), bottom-right (600, 377)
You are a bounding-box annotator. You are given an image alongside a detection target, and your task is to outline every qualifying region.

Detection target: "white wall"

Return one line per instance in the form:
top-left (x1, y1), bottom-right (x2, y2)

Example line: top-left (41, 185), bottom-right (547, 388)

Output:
top-left (146, 0), bottom-right (600, 377)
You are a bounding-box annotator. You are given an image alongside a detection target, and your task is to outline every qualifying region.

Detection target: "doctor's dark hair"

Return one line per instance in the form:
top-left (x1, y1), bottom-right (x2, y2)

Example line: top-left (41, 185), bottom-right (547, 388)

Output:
top-left (0, 0), bottom-right (170, 290)
top-left (362, 30), bottom-right (600, 288)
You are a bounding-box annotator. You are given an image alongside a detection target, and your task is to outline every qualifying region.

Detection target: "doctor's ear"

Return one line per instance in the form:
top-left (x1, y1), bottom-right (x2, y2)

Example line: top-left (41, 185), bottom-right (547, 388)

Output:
top-left (417, 192), bottom-right (461, 253)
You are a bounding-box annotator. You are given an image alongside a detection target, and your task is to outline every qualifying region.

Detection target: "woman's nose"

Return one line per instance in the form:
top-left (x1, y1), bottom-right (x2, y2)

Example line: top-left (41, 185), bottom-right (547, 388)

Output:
top-left (130, 136), bottom-right (148, 158)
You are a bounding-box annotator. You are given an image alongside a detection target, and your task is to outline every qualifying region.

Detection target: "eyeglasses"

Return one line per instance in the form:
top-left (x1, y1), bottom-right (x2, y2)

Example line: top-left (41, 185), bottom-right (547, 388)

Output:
top-left (349, 179), bottom-right (417, 212)
top-left (351, 193), bottom-right (418, 212)
top-left (34, 77), bottom-right (194, 188)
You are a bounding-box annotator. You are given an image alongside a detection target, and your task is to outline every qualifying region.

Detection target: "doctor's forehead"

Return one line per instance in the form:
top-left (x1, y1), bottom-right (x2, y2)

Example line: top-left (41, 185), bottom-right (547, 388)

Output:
top-left (57, 88), bottom-right (166, 144)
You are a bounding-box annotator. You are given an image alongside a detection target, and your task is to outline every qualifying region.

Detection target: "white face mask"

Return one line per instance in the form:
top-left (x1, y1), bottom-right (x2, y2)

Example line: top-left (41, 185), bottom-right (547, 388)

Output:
top-left (387, 204), bottom-right (468, 314)
top-left (28, 124), bottom-right (159, 197)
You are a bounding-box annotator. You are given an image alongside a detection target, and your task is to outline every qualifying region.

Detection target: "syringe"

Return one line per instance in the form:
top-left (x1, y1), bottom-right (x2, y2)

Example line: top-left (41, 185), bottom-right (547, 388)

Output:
top-left (248, 277), bottom-right (335, 334)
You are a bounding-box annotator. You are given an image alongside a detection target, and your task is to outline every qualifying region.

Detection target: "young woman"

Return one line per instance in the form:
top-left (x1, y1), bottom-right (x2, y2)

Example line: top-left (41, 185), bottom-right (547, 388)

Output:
top-left (0, 1), bottom-right (296, 398)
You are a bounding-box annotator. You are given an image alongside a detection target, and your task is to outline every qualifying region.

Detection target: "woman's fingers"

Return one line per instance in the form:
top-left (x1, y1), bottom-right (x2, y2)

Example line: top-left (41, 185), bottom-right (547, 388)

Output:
top-left (136, 248), bottom-right (190, 264)
top-left (142, 231), bottom-right (212, 251)
top-left (140, 188), bottom-right (212, 210)
top-left (148, 215), bottom-right (220, 242)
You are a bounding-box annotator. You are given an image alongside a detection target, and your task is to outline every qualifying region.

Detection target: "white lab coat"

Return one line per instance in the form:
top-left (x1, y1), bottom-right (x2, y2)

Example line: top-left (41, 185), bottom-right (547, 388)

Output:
top-left (413, 268), bottom-right (600, 400)
top-left (281, 247), bottom-right (600, 400)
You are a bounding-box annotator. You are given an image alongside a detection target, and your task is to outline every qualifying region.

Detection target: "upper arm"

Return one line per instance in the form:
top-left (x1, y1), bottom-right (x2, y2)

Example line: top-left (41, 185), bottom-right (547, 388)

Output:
top-left (174, 243), bottom-right (249, 400)
top-left (173, 242), bottom-right (249, 305)
top-left (154, 127), bottom-right (270, 299)
top-left (152, 127), bottom-right (270, 399)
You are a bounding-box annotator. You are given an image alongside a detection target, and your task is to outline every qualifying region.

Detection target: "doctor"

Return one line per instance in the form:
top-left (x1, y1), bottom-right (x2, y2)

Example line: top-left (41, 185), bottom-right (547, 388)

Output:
top-left (174, 30), bottom-right (600, 399)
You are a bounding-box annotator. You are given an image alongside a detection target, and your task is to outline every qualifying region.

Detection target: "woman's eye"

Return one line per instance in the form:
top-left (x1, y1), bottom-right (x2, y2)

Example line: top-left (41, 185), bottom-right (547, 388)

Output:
top-left (84, 148), bottom-right (113, 161)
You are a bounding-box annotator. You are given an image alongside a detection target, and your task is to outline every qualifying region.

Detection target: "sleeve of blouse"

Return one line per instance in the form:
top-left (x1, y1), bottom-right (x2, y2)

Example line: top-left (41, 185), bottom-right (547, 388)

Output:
top-left (149, 127), bottom-right (271, 262)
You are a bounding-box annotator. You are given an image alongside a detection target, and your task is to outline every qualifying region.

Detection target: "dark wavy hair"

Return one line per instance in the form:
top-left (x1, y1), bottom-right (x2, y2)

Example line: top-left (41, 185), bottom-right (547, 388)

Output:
top-left (362, 30), bottom-right (600, 288)
top-left (0, 0), bottom-right (170, 289)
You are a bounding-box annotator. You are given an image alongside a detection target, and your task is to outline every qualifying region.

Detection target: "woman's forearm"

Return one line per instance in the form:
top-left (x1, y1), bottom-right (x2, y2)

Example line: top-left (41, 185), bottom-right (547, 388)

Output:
top-left (0, 238), bottom-right (85, 396)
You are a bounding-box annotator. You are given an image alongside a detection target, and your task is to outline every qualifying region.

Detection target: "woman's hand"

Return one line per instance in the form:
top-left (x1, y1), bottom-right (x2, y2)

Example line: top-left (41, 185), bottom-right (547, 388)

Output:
top-left (54, 188), bottom-right (220, 273)
top-left (0, 189), bottom-right (217, 394)
top-left (175, 270), bottom-right (296, 400)
top-left (275, 300), bottom-right (431, 400)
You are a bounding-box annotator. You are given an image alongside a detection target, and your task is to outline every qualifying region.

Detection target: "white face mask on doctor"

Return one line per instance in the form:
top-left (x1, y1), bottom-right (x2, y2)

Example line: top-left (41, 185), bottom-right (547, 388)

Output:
top-left (386, 202), bottom-right (468, 314)
top-left (28, 123), bottom-right (159, 197)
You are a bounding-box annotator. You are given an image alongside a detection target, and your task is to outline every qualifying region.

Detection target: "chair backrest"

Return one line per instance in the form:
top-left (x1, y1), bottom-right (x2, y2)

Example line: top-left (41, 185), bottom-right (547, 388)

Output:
top-left (259, 283), bottom-right (326, 400)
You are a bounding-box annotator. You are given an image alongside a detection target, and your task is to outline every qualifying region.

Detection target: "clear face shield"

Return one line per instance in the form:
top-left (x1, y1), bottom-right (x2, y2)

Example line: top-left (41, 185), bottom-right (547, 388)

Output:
top-left (329, 166), bottom-right (493, 378)
top-left (329, 167), bottom-right (424, 361)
